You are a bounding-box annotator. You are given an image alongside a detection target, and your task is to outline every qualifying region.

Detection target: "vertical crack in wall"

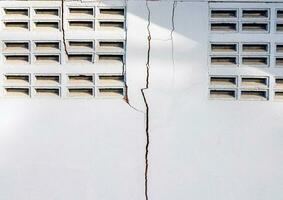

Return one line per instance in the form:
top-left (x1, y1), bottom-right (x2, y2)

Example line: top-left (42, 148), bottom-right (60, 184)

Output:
top-left (170, 1), bottom-right (177, 85)
top-left (143, 1), bottom-right (151, 200)
top-left (123, 0), bottom-right (144, 113)
top-left (61, 0), bottom-right (69, 56)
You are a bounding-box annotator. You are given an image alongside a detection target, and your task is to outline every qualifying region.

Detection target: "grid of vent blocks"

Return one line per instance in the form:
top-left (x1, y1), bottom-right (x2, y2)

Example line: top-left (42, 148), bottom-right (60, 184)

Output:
top-left (1, 40), bottom-right (125, 65)
top-left (209, 6), bottom-right (283, 101)
top-left (1, 7), bottom-right (125, 32)
top-left (0, 4), bottom-right (126, 98)
top-left (2, 73), bottom-right (125, 98)
top-left (210, 8), bottom-right (283, 33)
top-left (209, 42), bottom-right (283, 67)
top-left (209, 76), bottom-right (283, 101)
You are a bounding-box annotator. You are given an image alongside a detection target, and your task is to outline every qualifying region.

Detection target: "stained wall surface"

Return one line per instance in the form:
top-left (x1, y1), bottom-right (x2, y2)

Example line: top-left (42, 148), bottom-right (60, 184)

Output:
top-left (0, 1), bottom-right (282, 200)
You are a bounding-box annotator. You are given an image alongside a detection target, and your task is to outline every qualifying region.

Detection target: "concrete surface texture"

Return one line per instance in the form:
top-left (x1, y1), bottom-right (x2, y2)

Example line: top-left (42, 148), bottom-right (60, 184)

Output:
top-left (0, 1), bottom-right (282, 200)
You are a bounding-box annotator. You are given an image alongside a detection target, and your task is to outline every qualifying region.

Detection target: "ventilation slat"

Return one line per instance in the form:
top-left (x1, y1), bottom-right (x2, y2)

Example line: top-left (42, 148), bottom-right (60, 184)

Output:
top-left (277, 10), bottom-right (283, 18)
top-left (5, 75), bottom-right (29, 84)
top-left (100, 8), bottom-right (124, 16)
top-left (69, 8), bottom-right (93, 16)
top-left (209, 90), bottom-right (236, 99)
top-left (68, 88), bottom-right (93, 97)
top-left (211, 23), bottom-right (237, 32)
top-left (210, 77), bottom-right (236, 86)
top-left (99, 75), bottom-right (124, 85)
top-left (276, 58), bottom-right (283, 66)
top-left (276, 45), bottom-right (283, 53)
top-left (98, 88), bottom-right (124, 97)
top-left (274, 91), bottom-right (283, 100)
top-left (211, 44), bottom-right (237, 53)
top-left (211, 10), bottom-right (237, 18)
top-left (242, 23), bottom-right (268, 32)
top-left (242, 44), bottom-right (268, 53)
top-left (35, 42), bottom-right (60, 50)
top-left (35, 88), bottom-right (60, 97)
top-left (241, 77), bottom-right (267, 87)
top-left (99, 41), bottom-right (124, 49)
top-left (242, 10), bottom-right (268, 18)
top-left (4, 42), bottom-right (29, 51)
top-left (35, 75), bottom-right (60, 85)
top-left (5, 88), bottom-right (29, 97)
top-left (242, 57), bottom-right (267, 66)
top-left (4, 8), bottom-right (28, 16)
top-left (5, 55), bottom-right (29, 63)
top-left (98, 55), bottom-right (123, 63)
top-left (276, 24), bottom-right (283, 32)
top-left (68, 75), bottom-right (93, 85)
top-left (241, 91), bottom-right (267, 100)
top-left (100, 21), bottom-right (124, 29)
top-left (68, 54), bottom-right (93, 62)
top-left (211, 57), bottom-right (237, 65)
top-left (35, 9), bottom-right (59, 16)
top-left (69, 21), bottom-right (93, 29)
top-left (69, 41), bottom-right (93, 49)
top-left (275, 78), bottom-right (283, 88)
top-left (35, 22), bottom-right (59, 29)
top-left (5, 22), bottom-right (28, 29)
top-left (35, 55), bottom-right (60, 63)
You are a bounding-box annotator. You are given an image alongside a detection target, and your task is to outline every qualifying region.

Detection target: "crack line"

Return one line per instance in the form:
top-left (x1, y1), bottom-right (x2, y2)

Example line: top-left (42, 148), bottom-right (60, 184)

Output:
top-left (171, 1), bottom-right (177, 86)
top-left (143, 1), bottom-right (151, 200)
top-left (123, 0), bottom-right (144, 113)
top-left (61, 0), bottom-right (69, 56)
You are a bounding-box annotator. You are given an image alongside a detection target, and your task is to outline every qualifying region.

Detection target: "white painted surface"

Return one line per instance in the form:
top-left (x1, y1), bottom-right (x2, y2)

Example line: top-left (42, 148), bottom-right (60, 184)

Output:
top-left (0, 1), bottom-right (282, 200)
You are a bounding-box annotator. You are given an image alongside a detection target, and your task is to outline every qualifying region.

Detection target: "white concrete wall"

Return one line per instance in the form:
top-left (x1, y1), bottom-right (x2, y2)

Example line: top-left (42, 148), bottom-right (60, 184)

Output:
top-left (0, 1), bottom-right (282, 200)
